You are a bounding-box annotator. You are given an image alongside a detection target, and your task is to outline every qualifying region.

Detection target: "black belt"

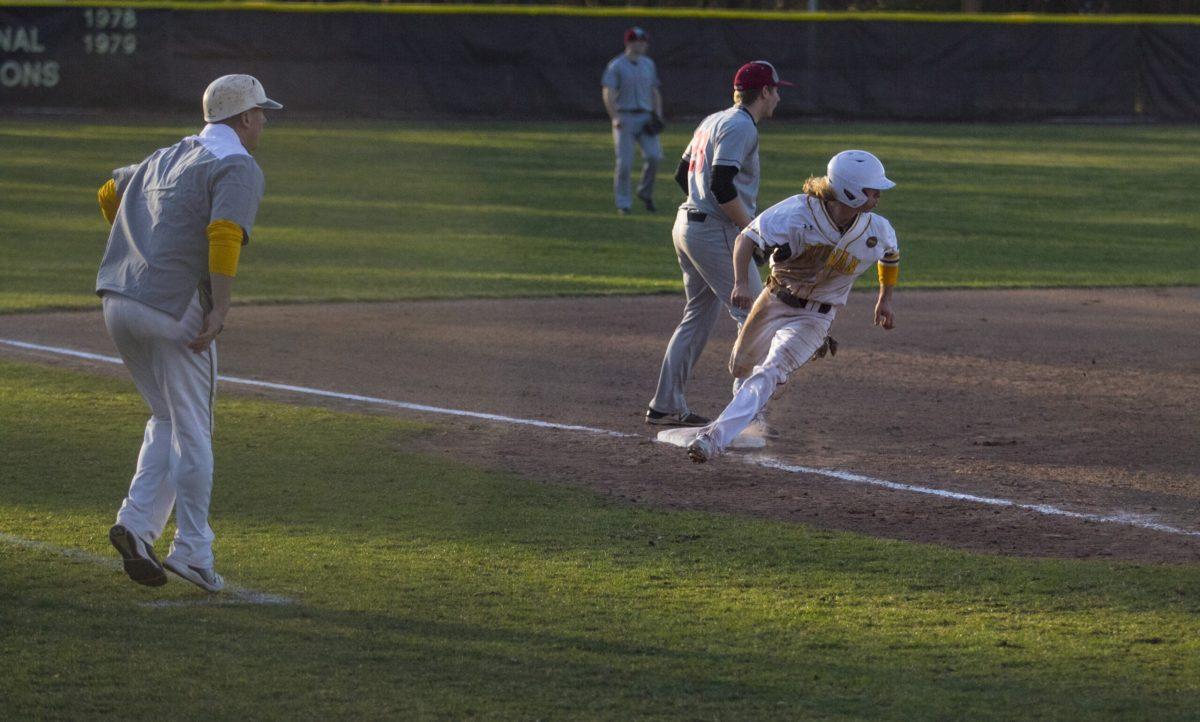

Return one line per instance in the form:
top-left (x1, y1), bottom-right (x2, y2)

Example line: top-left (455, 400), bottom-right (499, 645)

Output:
top-left (772, 286), bottom-right (831, 314)
top-left (686, 211), bottom-right (707, 222)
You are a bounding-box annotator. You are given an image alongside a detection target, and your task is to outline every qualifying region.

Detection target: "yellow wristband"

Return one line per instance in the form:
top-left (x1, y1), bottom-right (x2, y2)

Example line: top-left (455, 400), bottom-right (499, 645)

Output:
top-left (878, 263), bottom-right (899, 287)
top-left (208, 220), bottom-right (244, 277)
top-left (97, 179), bottom-right (119, 225)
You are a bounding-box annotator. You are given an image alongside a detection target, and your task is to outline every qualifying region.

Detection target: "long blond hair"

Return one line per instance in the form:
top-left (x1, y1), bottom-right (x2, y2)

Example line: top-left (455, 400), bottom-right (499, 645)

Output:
top-left (733, 88), bottom-right (762, 106)
top-left (802, 175), bottom-right (837, 201)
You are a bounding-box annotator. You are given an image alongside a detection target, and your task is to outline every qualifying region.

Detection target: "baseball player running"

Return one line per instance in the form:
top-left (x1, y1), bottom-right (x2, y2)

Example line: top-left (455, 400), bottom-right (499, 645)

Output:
top-left (602, 26), bottom-right (664, 215)
top-left (686, 150), bottom-right (900, 462)
top-left (646, 61), bottom-right (792, 427)
top-left (96, 74), bottom-right (280, 591)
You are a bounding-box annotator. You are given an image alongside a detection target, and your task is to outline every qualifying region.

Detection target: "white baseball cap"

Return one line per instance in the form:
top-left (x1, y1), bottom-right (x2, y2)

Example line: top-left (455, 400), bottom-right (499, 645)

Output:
top-left (202, 74), bottom-right (283, 122)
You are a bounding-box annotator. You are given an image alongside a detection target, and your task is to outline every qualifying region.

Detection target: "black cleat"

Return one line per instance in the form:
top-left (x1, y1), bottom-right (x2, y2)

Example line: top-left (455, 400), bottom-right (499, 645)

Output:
top-left (645, 407), bottom-right (710, 427)
top-left (640, 196), bottom-right (657, 213)
top-left (109, 524), bottom-right (167, 587)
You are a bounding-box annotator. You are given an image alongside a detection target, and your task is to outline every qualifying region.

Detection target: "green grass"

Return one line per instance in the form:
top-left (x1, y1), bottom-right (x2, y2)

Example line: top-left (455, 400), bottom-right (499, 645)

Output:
top-left (1, 119), bottom-right (1197, 313)
top-left (2, 358), bottom-right (1199, 719)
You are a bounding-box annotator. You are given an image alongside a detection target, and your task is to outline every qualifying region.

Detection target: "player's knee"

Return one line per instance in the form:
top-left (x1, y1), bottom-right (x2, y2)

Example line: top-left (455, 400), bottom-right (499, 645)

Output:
top-left (766, 343), bottom-right (809, 377)
top-left (172, 455), bottom-right (213, 485)
top-left (751, 362), bottom-right (789, 388)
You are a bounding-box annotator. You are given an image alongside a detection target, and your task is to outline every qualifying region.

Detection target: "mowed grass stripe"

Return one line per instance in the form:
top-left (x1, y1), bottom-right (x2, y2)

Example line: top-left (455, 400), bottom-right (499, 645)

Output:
top-left (1, 120), bottom-right (1198, 313)
top-left (1, 359), bottom-right (1199, 719)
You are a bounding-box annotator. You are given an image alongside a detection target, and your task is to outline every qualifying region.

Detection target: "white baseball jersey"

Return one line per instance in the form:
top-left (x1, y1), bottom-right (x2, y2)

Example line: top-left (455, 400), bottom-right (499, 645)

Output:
top-left (743, 193), bottom-right (900, 306)
top-left (695, 192), bottom-right (901, 457)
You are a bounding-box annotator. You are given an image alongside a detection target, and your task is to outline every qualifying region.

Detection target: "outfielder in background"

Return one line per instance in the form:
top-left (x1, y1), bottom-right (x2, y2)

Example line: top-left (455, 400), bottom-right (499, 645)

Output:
top-left (601, 26), bottom-right (664, 215)
top-left (95, 74), bottom-right (281, 592)
top-left (646, 61), bottom-right (792, 427)
top-left (686, 150), bottom-right (900, 463)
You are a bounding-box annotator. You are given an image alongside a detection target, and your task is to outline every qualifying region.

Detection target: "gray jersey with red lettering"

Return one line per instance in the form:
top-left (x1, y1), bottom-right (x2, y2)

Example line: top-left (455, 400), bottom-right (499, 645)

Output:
top-left (601, 53), bottom-right (660, 112)
top-left (679, 105), bottom-right (759, 225)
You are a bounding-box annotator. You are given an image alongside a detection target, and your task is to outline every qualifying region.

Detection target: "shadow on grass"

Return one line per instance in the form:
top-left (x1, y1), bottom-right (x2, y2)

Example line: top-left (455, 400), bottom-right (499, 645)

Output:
top-left (4, 549), bottom-right (1195, 721)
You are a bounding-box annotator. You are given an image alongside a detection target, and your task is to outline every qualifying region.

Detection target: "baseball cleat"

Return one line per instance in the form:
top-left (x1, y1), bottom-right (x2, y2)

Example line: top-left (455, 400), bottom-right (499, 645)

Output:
top-left (687, 434), bottom-right (715, 464)
top-left (164, 558), bottom-right (226, 593)
top-left (645, 407), bottom-right (710, 427)
top-left (108, 524), bottom-right (167, 587)
top-left (617, 207), bottom-right (631, 216)
top-left (640, 195), bottom-right (657, 213)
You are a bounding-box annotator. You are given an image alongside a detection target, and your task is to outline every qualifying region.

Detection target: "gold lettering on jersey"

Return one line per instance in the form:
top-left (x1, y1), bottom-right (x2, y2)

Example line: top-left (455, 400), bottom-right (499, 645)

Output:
top-left (779, 244), bottom-right (833, 280)
top-left (798, 245), bottom-right (830, 264)
top-left (824, 248), bottom-right (859, 274)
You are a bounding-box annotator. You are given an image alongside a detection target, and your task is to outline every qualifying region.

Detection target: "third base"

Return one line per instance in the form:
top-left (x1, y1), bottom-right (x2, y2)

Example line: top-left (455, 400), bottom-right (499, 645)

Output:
top-left (655, 426), bottom-right (766, 450)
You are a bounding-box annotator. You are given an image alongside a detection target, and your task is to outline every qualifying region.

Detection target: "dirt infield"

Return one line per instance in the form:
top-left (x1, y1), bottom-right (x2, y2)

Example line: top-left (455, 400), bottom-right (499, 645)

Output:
top-left (2, 288), bottom-right (1198, 563)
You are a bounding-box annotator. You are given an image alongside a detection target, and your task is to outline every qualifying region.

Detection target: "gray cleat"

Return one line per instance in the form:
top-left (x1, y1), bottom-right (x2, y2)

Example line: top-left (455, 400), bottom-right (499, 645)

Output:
top-left (164, 558), bottom-right (226, 593)
top-left (687, 434), bottom-right (715, 464)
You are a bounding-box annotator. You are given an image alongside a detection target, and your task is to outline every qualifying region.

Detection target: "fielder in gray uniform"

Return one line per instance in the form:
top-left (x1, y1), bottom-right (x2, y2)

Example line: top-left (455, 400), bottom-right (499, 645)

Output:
top-left (646, 61), bottom-right (792, 426)
top-left (601, 26), bottom-right (664, 215)
top-left (95, 74), bottom-right (280, 593)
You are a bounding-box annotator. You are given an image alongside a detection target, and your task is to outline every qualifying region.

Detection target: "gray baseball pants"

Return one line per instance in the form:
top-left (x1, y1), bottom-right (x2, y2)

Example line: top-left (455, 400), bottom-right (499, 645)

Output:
top-left (613, 111), bottom-right (663, 210)
top-left (649, 209), bottom-right (763, 416)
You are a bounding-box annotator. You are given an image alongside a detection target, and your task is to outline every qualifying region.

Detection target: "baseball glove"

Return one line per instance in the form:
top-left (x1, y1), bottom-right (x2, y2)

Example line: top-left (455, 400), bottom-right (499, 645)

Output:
top-left (643, 112), bottom-right (666, 136)
top-left (814, 335), bottom-right (838, 360)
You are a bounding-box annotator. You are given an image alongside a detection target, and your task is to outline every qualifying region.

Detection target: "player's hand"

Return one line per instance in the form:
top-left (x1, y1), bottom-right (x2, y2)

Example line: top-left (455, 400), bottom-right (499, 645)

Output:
top-left (611, 117), bottom-right (622, 130)
top-left (874, 299), bottom-right (895, 330)
top-left (188, 308), bottom-right (227, 353)
top-left (731, 281), bottom-right (755, 310)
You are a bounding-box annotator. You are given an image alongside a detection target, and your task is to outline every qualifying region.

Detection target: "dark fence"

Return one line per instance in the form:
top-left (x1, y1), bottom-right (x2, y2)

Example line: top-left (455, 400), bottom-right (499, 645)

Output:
top-left (2, 4), bottom-right (1198, 120)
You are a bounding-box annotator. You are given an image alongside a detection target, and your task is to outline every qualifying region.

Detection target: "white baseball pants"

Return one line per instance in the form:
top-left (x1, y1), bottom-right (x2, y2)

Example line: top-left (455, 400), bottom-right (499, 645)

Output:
top-left (702, 303), bottom-right (834, 453)
top-left (102, 291), bottom-right (217, 569)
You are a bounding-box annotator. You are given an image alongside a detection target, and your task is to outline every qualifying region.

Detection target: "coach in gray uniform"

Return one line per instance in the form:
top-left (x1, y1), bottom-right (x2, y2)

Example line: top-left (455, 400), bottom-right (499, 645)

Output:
top-left (602, 26), bottom-right (664, 215)
top-left (646, 61), bottom-right (792, 426)
top-left (95, 74), bottom-right (280, 593)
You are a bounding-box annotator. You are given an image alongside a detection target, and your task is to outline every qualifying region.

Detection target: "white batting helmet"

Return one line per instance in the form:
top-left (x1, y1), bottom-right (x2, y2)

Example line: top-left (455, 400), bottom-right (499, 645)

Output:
top-left (827, 150), bottom-right (895, 209)
top-left (202, 74), bottom-right (282, 122)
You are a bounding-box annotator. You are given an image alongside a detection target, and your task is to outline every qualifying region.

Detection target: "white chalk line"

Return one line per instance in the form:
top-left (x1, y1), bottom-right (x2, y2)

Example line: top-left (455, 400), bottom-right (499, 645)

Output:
top-left (3, 337), bottom-right (1198, 541)
top-left (748, 458), bottom-right (1200, 538)
top-left (0, 531), bottom-right (296, 607)
top-left (0, 338), bottom-right (634, 438)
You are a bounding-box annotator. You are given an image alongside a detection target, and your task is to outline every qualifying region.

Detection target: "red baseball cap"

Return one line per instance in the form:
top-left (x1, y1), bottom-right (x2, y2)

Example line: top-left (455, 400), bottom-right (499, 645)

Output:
top-left (624, 26), bottom-right (649, 43)
top-left (733, 60), bottom-right (795, 91)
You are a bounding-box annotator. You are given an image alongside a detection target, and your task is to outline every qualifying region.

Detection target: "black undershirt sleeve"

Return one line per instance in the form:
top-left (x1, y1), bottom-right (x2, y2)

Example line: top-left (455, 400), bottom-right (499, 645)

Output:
top-left (674, 158), bottom-right (688, 195)
top-left (710, 165), bottom-right (739, 204)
